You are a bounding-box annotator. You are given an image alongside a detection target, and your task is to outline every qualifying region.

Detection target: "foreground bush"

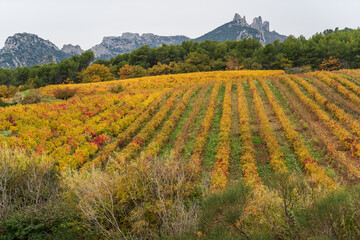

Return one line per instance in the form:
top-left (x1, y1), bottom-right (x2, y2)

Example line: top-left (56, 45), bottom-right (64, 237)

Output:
top-left (65, 157), bottom-right (199, 239)
top-left (0, 145), bottom-right (94, 239)
top-left (16, 90), bottom-right (42, 104)
top-left (199, 173), bottom-right (360, 240)
top-left (1, 144), bottom-right (360, 239)
top-left (53, 86), bottom-right (78, 99)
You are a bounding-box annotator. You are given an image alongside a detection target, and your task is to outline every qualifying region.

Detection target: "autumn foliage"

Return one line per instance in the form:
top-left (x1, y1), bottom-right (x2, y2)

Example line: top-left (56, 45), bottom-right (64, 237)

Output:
top-left (78, 64), bottom-right (114, 83)
top-left (319, 56), bottom-right (342, 71)
top-left (3, 69), bottom-right (360, 239)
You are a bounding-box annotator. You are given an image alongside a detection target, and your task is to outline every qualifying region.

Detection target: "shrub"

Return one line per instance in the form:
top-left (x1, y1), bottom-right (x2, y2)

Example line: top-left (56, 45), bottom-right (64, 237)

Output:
top-left (66, 156), bottom-right (199, 239)
top-left (0, 85), bottom-right (17, 99)
top-left (53, 87), bottom-right (78, 100)
top-left (0, 98), bottom-right (9, 107)
top-left (118, 64), bottom-right (134, 79)
top-left (19, 90), bottom-right (41, 104)
top-left (0, 145), bottom-right (95, 239)
top-left (285, 65), bottom-right (312, 74)
top-left (109, 84), bottom-right (124, 93)
top-left (147, 62), bottom-right (174, 76)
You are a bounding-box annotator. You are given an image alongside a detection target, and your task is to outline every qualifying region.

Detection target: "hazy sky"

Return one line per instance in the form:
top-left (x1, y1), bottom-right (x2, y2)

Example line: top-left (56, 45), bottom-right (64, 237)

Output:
top-left (1, 0), bottom-right (359, 50)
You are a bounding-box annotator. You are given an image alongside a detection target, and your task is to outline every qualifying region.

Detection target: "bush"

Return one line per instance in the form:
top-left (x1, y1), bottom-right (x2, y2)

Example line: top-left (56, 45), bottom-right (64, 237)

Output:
top-left (53, 87), bottom-right (78, 100)
top-left (0, 98), bottom-right (9, 107)
top-left (65, 157), bottom-right (199, 239)
top-left (0, 145), bottom-right (95, 240)
top-left (109, 84), bottom-right (124, 93)
top-left (0, 85), bottom-right (17, 99)
top-left (118, 65), bottom-right (147, 79)
top-left (19, 90), bottom-right (41, 104)
top-left (285, 65), bottom-right (312, 74)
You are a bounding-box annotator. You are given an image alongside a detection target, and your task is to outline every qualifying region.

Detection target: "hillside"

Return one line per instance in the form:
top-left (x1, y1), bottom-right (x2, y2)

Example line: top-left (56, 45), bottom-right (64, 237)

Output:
top-left (2, 69), bottom-right (360, 238)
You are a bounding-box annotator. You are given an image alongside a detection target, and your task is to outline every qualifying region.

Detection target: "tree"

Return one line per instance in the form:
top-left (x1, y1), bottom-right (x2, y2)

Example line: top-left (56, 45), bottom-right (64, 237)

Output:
top-left (118, 65), bottom-right (134, 79)
top-left (319, 56), bottom-right (342, 71)
top-left (185, 52), bottom-right (211, 72)
top-left (0, 69), bottom-right (16, 86)
top-left (271, 53), bottom-right (293, 69)
top-left (118, 65), bottom-right (146, 79)
top-left (57, 59), bottom-right (80, 83)
top-left (225, 56), bottom-right (240, 70)
top-left (77, 51), bottom-right (95, 71)
top-left (78, 64), bottom-right (114, 83)
top-left (147, 62), bottom-right (174, 76)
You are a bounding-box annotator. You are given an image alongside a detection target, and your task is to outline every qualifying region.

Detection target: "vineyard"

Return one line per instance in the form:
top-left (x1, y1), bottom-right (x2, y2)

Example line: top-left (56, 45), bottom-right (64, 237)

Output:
top-left (2, 69), bottom-right (360, 238)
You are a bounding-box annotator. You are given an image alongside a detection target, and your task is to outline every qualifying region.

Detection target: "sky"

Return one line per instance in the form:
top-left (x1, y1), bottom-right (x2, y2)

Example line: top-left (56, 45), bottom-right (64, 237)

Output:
top-left (0, 0), bottom-right (359, 50)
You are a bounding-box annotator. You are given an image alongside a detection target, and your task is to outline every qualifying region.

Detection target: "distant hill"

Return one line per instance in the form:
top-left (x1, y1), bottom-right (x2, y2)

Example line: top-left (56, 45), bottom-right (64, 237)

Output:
top-left (0, 33), bottom-right (77, 68)
top-left (90, 33), bottom-right (190, 60)
top-left (0, 33), bottom-right (190, 68)
top-left (194, 13), bottom-right (287, 44)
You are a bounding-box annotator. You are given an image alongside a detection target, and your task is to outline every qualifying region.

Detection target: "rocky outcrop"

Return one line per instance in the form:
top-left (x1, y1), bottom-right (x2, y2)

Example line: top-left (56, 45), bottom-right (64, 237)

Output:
top-left (233, 13), bottom-right (249, 27)
top-left (90, 33), bottom-right (190, 59)
top-left (61, 44), bottom-right (84, 55)
top-left (194, 13), bottom-right (287, 45)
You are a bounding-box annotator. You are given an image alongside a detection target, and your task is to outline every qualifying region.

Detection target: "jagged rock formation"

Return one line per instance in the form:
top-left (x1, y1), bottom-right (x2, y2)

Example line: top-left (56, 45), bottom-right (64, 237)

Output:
top-left (194, 13), bottom-right (287, 45)
top-left (61, 44), bottom-right (84, 55)
top-left (0, 33), bottom-right (72, 68)
top-left (233, 13), bottom-right (249, 27)
top-left (90, 33), bottom-right (190, 59)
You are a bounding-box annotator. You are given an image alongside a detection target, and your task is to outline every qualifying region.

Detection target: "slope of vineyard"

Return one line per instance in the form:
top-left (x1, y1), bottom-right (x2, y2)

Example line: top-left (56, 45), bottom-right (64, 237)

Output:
top-left (2, 69), bottom-right (360, 238)
top-left (2, 69), bottom-right (360, 177)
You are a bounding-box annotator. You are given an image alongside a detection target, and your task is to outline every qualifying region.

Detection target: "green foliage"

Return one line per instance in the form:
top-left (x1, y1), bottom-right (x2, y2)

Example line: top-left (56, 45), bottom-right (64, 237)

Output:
top-left (0, 145), bottom-right (93, 240)
top-left (199, 172), bottom-right (360, 240)
top-left (0, 203), bottom-right (93, 240)
top-left (299, 187), bottom-right (360, 239)
top-left (0, 98), bottom-right (9, 107)
top-left (199, 182), bottom-right (251, 236)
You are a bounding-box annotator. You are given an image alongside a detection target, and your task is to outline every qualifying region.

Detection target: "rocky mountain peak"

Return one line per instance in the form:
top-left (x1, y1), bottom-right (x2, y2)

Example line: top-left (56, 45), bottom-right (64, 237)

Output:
top-left (3, 33), bottom-right (59, 52)
top-left (121, 32), bottom-right (141, 40)
top-left (250, 16), bottom-right (263, 31)
top-left (0, 32), bottom-right (71, 68)
top-left (233, 13), bottom-right (249, 27)
top-left (61, 44), bottom-right (84, 55)
top-left (263, 21), bottom-right (270, 32)
top-left (250, 16), bottom-right (270, 32)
